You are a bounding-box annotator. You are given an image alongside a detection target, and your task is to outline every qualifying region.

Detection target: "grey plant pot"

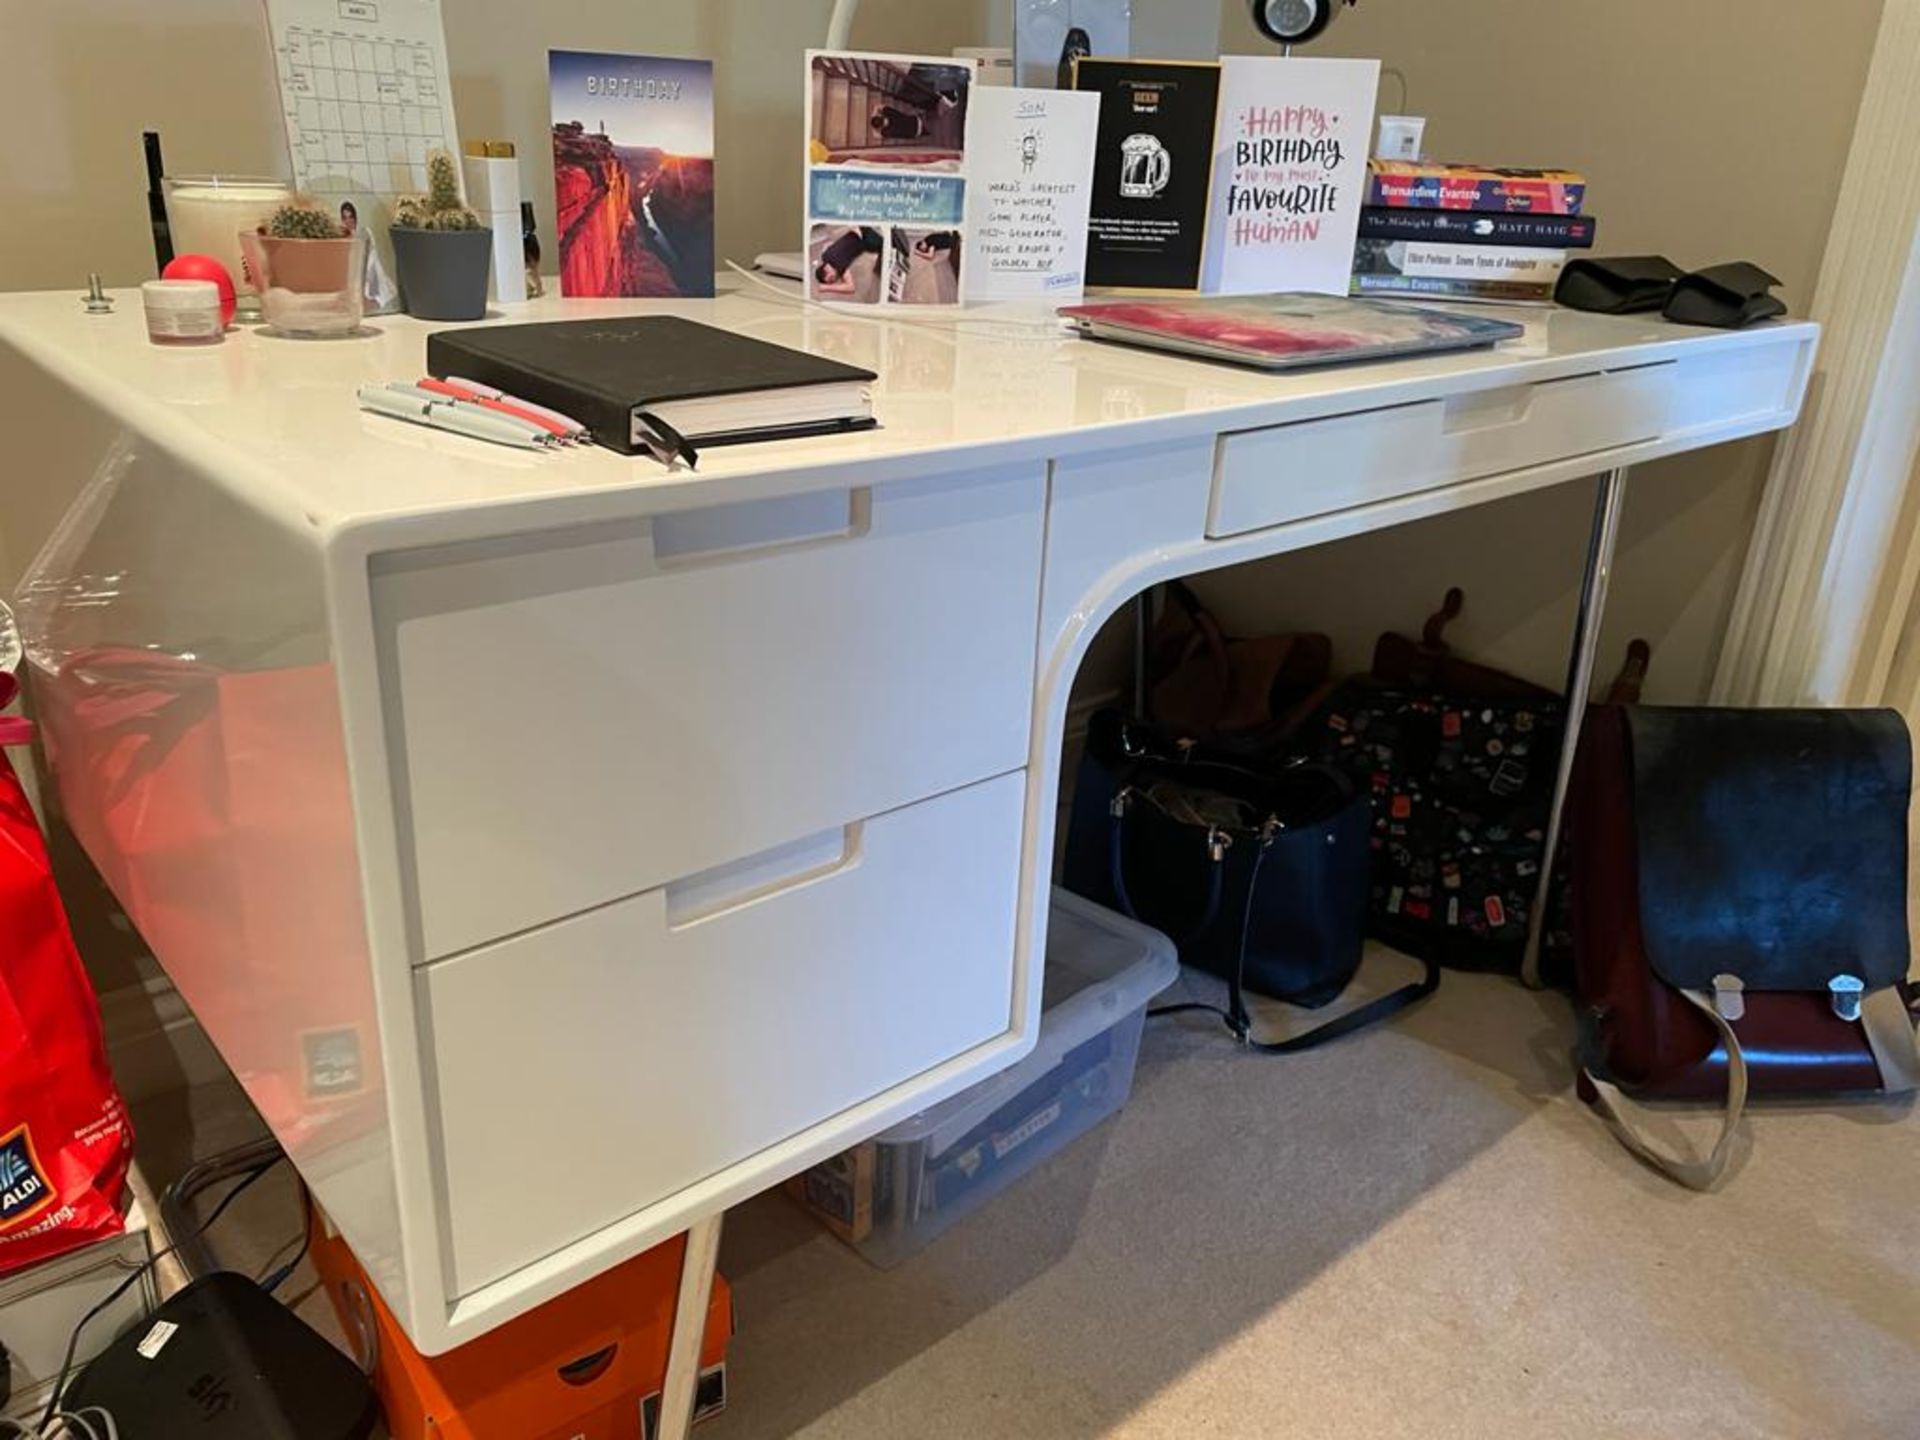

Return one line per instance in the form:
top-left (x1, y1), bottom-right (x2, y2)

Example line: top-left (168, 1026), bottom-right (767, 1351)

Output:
top-left (391, 226), bottom-right (493, 321)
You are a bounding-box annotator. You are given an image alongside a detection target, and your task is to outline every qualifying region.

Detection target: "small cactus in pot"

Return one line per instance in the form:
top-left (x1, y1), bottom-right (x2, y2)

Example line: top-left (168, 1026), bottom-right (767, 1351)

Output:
top-left (238, 193), bottom-right (366, 335)
top-left (394, 150), bottom-right (485, 231)
top-left (265, 198), bottom-right (345, 240)
top-left (390, 148), bottom-right (494, 319)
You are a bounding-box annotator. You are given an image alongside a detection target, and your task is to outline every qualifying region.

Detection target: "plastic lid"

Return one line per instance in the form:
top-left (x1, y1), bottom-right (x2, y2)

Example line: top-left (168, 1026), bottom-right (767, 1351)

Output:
top-left (874, 889), bottom-right (1177, 1151)
top-left (142, 279), bottom-right (221, 311)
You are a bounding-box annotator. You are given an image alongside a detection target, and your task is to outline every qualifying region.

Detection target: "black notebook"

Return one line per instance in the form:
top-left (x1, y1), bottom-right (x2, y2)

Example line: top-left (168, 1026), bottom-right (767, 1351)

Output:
top-left (426, 316), bottom-right (879, 456)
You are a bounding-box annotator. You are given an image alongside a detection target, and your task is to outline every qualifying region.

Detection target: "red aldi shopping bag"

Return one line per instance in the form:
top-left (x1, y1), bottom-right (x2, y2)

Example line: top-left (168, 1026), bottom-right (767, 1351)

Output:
top-left (0, 742), bottom-right (132, 1272)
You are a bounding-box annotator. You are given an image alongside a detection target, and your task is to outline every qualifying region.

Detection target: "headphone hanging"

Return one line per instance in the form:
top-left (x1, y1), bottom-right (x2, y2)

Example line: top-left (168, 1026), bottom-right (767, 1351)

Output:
top-left (1251, 0), bottom-right (1355, 48)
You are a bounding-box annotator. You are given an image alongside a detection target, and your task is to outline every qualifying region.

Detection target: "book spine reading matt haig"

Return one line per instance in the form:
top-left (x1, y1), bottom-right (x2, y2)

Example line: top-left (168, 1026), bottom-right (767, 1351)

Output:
top-left (1357, 207), bottom-right (1595, 248)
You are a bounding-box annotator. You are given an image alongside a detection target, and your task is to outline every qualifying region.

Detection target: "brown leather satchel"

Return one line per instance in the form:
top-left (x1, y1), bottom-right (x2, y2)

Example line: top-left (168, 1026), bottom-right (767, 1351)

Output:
top-left (1567, 704), bottom-right (1920, 1188)
top-left (1146, 581), bottom-right (1332, 745)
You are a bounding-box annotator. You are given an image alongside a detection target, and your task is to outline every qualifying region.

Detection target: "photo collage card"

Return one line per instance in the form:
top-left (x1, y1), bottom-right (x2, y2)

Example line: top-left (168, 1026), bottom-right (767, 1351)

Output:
top-left (805, 52), bottom-right (980, 308)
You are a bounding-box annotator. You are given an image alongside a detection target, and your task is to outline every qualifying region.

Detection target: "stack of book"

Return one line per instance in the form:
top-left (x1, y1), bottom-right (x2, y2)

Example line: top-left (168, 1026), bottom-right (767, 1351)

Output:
top-left (1351, 161), bottom-right (1595, 304)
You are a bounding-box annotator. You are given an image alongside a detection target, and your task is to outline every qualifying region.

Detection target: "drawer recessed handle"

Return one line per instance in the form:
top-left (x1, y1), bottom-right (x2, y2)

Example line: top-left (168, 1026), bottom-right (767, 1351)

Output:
top-left (664, 822), bottom-right (865, 928)
top-left (650, 488), bottom-right (873, 568)
top-left (557, 1344), bottom-right (619, 1387)
top-left (1441, 366), bottom-right (1665, 436)
top-left (1441, 383), bottom-right (1539, 434)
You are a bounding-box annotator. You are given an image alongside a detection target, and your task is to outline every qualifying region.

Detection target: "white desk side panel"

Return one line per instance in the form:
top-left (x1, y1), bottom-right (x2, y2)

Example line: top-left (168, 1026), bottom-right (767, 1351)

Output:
top-left (0, 337), bottom-right (410, 1325)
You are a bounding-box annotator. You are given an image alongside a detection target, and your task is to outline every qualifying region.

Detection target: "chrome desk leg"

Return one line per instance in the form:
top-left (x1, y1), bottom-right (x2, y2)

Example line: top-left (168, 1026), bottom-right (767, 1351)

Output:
top-left (1132, 587), bottom-right (1153, 714)
top-left (1521, 467), bottom-right (1630, 989)
top-left (657, 1212), bottom-right (725, 1440)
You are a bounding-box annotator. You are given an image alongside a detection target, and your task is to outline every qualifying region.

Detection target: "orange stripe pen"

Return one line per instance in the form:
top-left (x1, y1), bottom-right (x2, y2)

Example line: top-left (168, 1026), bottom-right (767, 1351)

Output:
top-left (415, 377), bottom-right (580, 442)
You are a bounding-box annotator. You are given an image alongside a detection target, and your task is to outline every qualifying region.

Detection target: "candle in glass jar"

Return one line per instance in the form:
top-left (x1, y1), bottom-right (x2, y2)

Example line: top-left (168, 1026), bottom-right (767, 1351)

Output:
top-left (162, 176), bottom-right (293, 318)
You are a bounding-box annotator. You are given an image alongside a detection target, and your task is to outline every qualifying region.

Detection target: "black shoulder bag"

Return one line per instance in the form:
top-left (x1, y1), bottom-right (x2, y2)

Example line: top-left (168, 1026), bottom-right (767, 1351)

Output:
top-left (1065, 710), bottom-right (1440, 1052)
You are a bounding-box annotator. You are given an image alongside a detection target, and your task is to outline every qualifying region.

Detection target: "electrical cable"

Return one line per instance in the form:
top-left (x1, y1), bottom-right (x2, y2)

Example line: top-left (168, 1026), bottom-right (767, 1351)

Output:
top-left (722, 260), bottom-right (1066, 339)
top-left (252, 1230), bottom-right (302, 1285)
top-left (1, 1406), bottom-right (120, 1439)
top-left (259, 1183), bottom-right (314, 1296)
top-left (1381, 65), bottom-right (1410, 116)
top-left (38, 1156), bottom-right (286, 1429)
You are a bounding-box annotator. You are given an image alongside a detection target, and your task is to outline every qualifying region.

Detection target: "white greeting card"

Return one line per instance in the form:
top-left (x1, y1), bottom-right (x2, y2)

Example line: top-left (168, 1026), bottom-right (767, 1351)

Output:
top-left (1202, 57), bottom-right (1379, 297)
top-left (804, 51), bottom-right (980, 308)
top-left (963, 87), bottom-right (1101, 302)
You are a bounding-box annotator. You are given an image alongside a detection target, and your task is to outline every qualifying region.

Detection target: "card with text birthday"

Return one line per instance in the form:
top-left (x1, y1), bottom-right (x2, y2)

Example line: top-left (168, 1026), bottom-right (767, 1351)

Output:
top-left (549, 51), bottom-right (715, 298)
top-left (1202, 57), bottom-right (1378, 297)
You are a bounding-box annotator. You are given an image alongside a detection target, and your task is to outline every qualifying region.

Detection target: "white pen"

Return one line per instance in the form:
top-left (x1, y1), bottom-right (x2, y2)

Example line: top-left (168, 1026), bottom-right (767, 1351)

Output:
top-left (383, 382), bottom-right (558, 446)
top-left (442, 375), bottom-right (590, 438)
top-left (357, 384), bottom-right (551, 450)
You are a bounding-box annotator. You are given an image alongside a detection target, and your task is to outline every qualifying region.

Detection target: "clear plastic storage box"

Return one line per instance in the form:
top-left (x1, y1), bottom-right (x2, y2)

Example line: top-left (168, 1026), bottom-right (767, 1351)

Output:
top-left (787, 889), bottom-right (1176, 1267)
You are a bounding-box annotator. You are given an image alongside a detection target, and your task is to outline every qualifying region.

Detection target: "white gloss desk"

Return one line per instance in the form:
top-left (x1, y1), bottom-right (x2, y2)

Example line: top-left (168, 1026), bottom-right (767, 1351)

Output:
top-left (0, 284), bottom-right (1814, 1379)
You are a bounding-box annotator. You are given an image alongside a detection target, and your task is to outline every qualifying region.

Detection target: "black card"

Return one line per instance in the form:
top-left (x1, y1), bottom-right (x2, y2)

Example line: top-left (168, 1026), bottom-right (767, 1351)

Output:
top-left (1075, 59), bottom-right (1222, 291)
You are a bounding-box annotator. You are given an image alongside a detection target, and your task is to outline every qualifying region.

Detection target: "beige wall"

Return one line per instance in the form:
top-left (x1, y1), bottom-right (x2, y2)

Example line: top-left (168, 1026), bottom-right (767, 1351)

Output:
top-left (0, 0), bottom-right (999, 292)
top-left (0, 0), bottom-right (1882, 697)
top-left (1200, 0), bottom-right (1882, 699)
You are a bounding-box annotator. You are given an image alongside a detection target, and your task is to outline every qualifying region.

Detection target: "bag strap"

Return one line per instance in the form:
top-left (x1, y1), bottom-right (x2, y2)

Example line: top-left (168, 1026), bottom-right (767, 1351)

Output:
top-left (1146, 832), bottom-right (1441, 1054)
top-left (1147, 581), bottom-right (1229, 683)
top-left (1859, 985), bottom-right (1920, 1094)
top-left (1421, 587), bottom-right (1464, 652)
top-left (1586, 985), bottom-right (1920, 1189)
top-left (1106, 792), bottom-right (1227, 946)
top-left (1605, 638), bottom-right (1652, 705)
top-left (1581, 989), bottom-right (1747, 1190)
top-left (1226, 843), bottom-right (1441, 1053)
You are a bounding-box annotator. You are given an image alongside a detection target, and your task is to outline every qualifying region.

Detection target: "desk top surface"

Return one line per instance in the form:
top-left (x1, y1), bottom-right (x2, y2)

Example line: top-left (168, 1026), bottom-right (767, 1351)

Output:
top-left (0, 278), bottom-right (1816, 537)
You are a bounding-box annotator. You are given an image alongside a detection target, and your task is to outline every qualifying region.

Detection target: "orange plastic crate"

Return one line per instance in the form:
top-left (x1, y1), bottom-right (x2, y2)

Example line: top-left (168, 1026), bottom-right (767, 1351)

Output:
top-left (310, 1216), bottom-right (731, 1440)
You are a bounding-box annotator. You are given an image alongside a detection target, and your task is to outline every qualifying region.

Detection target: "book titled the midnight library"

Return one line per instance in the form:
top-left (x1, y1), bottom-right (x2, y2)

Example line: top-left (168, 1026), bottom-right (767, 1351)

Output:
top-left (1357, 207), bottom-right (1596, 248)
top-left (1074, 59), bottom-right (1222, 291)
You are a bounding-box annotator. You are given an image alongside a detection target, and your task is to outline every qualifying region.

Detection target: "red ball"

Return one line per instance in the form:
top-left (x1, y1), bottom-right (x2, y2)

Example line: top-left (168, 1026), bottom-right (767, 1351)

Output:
top-left (161, 253), bottom-right (237, 327)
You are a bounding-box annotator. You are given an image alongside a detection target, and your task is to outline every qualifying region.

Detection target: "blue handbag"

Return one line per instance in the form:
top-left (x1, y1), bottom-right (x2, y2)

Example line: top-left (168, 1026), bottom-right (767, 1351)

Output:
top-left (1064, 710), bottom-right (1440, 1051)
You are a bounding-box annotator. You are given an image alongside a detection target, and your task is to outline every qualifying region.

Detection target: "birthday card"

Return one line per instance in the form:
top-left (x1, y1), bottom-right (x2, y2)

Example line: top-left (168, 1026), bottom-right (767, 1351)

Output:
top-left (549, 51), bottom-right (716, 298)
top-left (1075, 59), bottom-right (1222, 292)
top-left (1203, 57), bottom-right (1378, 296)
top-left (804, 51), bottom-right (980, 308)
top-left (963, 87), bottom-right (1101, 302)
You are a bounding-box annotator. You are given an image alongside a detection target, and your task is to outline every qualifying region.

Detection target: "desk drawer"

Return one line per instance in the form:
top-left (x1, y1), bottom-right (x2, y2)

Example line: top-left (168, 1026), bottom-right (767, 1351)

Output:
top-left (1207, 363), bottom-right (1674, 538)
top-left (418, 769), bottom-right (1024, 1296)
top-left (1665, 341), bottom-right (1804, 432)
top-left (374, 463), bottom-right (1045, 961)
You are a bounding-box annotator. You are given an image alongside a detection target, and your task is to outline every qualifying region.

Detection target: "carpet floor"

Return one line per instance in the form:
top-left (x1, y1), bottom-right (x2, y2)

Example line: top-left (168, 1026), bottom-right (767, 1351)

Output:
top-left (133, 950), bottom-right (1920, 1439)
top-left (703, 952), bottom-right (1920, 1440)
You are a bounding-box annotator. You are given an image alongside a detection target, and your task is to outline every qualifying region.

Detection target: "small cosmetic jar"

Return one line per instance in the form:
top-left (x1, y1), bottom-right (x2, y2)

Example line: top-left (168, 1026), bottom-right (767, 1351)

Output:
top-left (141, 279), bottom-right (225, 345)
top-left (1376, 115), bottom-right (1427, 162)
